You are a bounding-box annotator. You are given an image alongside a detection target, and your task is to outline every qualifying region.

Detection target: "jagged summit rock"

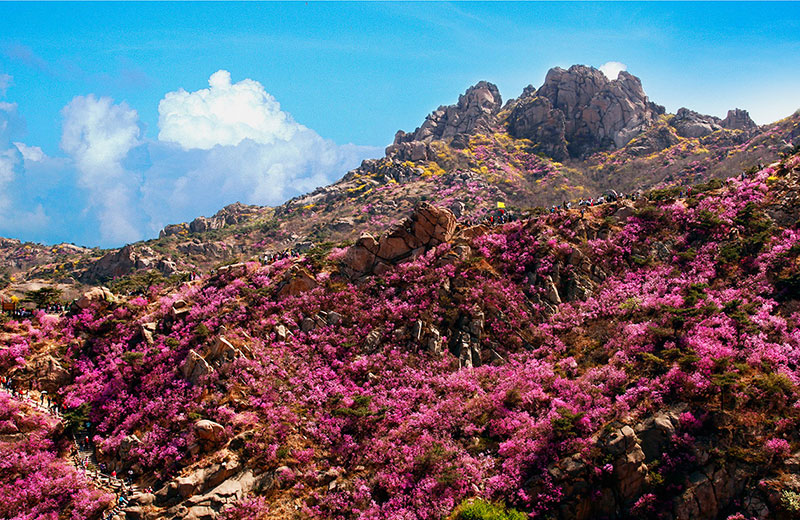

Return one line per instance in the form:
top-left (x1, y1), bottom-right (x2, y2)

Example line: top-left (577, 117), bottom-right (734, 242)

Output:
top-left (381, 66), bottom-right (767, 164)
top-left (671, 108), bottom-right (723, 138)
top-left (722, 108), bottom-right (758, 131)
top-left (669, 107), bottom-right (757, 138)
top-left (509, 65), bottom-right (665, 158)
top-left (387, 81), bottom-right (502, 158)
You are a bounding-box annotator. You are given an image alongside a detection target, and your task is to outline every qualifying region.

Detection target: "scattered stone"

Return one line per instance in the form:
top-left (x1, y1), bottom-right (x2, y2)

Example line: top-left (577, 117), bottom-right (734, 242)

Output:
top-left (195, 420), bottom-right (226, 444)
top-left (181, 350), bottom-right (212, 384)
top-left (75, 286), bottom-right (115, 310)
top-left (171, 299), bottom-right (191, 319)
top-left (140, 322), bottom-right (156, 346)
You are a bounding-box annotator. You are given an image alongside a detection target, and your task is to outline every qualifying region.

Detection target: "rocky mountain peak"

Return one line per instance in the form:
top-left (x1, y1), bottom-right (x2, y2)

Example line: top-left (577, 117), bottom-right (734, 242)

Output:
top-left (509, 64), bottom-right (665, 159)
top-left (386, 66), bottom-right (761, 164)
top-left (388, 81), bottom-right (502, 156)
top-left (722, 108), bottom-right (758, 131)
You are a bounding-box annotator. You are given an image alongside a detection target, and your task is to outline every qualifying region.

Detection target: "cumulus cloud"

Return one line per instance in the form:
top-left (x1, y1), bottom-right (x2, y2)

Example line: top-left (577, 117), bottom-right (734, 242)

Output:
top-left (0, 101), bottom-right (24, 148)
top-left (140, 70), bottom-right (380, 234)
top-left (158, 70), bottom-right (303, 150)
top-left (0, 148), bottom-right (19, 211)
top-left (61, 95), bottom-right (143, 244)
top-left (0, 71), bottom-right (380, 247)
top-left (0, 129), bottom-right (51, 235)
top-left (599, 61), bottom-right (627, 80)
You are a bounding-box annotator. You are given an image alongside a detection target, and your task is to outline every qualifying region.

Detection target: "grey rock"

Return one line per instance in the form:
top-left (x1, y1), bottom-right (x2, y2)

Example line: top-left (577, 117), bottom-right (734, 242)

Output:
top-left (670, 107), bottom-right (722, 138)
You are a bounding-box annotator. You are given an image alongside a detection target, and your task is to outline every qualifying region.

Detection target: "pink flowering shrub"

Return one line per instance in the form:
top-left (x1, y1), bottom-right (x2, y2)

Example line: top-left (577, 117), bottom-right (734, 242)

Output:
top-left (0, 394), bottom-right (113, 519)
top-left (1, 151), bottom-right (799, 518)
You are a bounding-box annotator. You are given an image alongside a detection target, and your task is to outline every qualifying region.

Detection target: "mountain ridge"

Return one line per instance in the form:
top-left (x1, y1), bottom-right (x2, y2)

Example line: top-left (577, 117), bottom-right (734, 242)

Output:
top-left (1, 64), bottom-right (798, 298)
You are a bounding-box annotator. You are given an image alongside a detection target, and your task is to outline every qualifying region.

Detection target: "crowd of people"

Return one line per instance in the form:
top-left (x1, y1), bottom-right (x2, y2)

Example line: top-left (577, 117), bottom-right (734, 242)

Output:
top-left (1, 376), bottom-right (142, 518)
top-left (2, 303), bottom-right (69, 318)
top-left (262, 247), bottom-right (303, 264)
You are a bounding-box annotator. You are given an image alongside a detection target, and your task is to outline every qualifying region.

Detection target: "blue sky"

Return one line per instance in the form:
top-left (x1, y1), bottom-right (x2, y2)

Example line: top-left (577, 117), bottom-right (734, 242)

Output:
top-left (1, 2), bottom-right (799, 247)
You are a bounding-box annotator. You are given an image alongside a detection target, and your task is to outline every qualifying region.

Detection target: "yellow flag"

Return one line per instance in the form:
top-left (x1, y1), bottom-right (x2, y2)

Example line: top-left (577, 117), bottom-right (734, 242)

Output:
top-left (497, 202), bottom-right (505, 209)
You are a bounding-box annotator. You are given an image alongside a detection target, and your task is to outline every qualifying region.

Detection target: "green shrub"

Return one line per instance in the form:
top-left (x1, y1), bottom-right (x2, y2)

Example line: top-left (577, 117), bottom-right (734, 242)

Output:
top-left (781, 490), bottom-right (800, 513)
top-left (62, 402), bottom-right (91, 433)
top-left (451, 499), bottom-right (527, 520)
top-left (648, 186), bottom-right (681, 201)
top-left (194, 323), bottom-right (211, 340)
top-left (122, 351), bottom-right (144, 364)
top-left (551, 407), bottom-right (585, 437)
top-left (24, 286), bottom-right (63, 307)
top-left (632, 205), bottom-right (663, 221)
top-left (692, 178), bottom-right (723, 194)
top-left (332, 394), bottom-right (376, 417)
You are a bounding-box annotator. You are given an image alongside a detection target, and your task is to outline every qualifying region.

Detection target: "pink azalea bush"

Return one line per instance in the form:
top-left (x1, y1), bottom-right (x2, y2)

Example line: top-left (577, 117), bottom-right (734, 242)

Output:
top-left (2, 152), bottom-right (799, 518)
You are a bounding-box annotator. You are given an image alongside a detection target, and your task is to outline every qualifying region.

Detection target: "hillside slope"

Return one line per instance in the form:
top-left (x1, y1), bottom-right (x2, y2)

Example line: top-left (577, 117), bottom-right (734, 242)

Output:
top-left (2, 148), bottom-right (800, 519)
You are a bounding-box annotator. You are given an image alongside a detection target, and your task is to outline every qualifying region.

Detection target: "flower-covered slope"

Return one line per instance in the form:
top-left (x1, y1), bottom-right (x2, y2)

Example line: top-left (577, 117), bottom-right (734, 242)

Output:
top-left (2, 150), bottom-right (800, 519)
top-left (0, 392), bottom-right (113, 519)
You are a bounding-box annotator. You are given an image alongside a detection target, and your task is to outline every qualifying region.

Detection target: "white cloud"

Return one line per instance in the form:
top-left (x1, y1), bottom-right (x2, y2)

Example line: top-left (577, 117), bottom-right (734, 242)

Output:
top-left (0, 148), bottom-right (19, 210)
top-left (61, 94), bottom-right (143, 244)
top-left (140, 70), bottom-right (380, 234)
top-left (0, 72), bottom-right (380, 247)
top-left (0, 101), bottom-right (23, 148)
top-left (158, 69), bottom-right (303, 150)
top-left (13, 142), bottom-right (45, 162)
top-left (599, 61), bottom-right (627, 81)
top-left (0, 74), bottom-right (11, 96)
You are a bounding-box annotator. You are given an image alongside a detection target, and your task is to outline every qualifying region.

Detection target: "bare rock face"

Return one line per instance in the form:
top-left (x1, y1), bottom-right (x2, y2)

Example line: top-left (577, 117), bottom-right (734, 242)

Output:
top-left (722, 108), bottom-right (758, 131)
top-left (185, 202), bottom-right (261, 235)
top-left (387, 81), bottom-right (502, 158)
top-left (119, 434), bottom-right (141, 461)
top-left (342, 203), bottom-right (457, 278)
top-left (508, 94), bottom-right (568, 160)
top-left (33, 355), bottom-right (70, 393)
top-left (509, 65), bottom-right (664, 159)
top-left (276, 265), bottom-right (318, 297)
top-left (81, 244), bottom-right (174, 283)
top-left (670, 107), bottom-right (722, 138)
top-left (75, 286), bottom-right (116, 309)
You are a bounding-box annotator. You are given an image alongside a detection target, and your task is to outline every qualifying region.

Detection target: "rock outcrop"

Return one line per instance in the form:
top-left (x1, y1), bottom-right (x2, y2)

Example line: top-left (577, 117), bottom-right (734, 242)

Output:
top-left (75, 286), bottom-right (116, 309)
top-left (276, 265), bottom-right (318, 297)
top-left (540, 406), bottom-right (756, 520)
top-left (387, 81), bottom-right (502, 158)
top-left (32, 355), bottom-right (70, 393)
top-left (80, 244), bottom-right (177, 283)
top-left (181, 350), bottom-right (212, 385)
top-left (722, 108), bottom-right (758, 131)
top-left (670, 107), bottom-right (723, 138)
top-left (509, 65), bottom-right (665, 158)
top-left (342, 203), bottom-right (457, 278)
top-left (161, 202), bottom-right (262, 238)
